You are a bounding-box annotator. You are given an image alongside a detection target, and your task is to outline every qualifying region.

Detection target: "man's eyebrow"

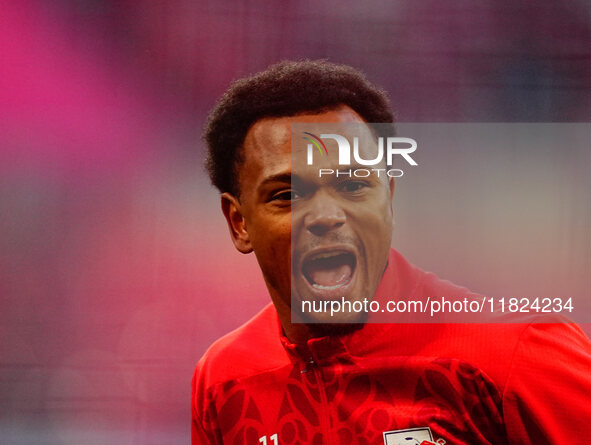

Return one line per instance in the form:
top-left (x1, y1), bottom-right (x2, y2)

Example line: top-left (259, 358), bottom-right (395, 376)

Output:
top-left (260, 173), bottom-right (292, 187)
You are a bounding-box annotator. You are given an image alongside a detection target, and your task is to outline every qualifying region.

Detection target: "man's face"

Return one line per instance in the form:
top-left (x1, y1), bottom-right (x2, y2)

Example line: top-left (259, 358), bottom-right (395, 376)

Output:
top-left (223, 105), bottom-right (394, 326)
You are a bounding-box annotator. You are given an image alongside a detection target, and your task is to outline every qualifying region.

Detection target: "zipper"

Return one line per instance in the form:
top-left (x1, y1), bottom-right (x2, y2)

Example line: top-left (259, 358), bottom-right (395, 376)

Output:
top-left (309, 356), bottom-right (333, 444)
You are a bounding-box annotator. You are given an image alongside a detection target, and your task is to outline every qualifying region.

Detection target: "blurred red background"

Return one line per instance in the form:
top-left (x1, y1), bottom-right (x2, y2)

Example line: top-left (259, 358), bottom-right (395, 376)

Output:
top-left (1, 1), bottom-right (590, 443)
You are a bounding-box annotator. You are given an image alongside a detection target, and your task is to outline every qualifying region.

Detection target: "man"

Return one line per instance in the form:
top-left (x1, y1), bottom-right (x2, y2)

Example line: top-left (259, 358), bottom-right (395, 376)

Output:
top-left (193, 60), bottom-right (591, 444)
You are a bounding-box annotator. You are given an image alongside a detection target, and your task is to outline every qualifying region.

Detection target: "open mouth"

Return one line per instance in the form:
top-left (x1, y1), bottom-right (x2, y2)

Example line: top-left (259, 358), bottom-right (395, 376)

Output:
top-left (302, 251), bottom-right (356, 290)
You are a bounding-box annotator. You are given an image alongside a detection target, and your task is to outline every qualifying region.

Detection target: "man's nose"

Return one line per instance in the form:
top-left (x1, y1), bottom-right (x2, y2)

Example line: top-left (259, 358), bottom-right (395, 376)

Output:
top-left (304, 190), bottom-right (346, 236)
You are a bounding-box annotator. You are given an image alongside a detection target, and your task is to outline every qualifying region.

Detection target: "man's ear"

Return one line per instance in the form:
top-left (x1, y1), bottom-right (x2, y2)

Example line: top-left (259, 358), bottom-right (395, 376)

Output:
top-left (221, 192), bottom-right (253, 254)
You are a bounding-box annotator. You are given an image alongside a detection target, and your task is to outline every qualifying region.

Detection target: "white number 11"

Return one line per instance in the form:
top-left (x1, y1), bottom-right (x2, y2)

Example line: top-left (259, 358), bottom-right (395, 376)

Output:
top-left (259, 433), bottom-right (278, 444)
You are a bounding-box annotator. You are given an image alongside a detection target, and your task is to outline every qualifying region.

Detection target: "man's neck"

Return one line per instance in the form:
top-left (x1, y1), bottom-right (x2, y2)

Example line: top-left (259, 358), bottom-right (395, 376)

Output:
top-left (280, 313), bottom-right (364, 345)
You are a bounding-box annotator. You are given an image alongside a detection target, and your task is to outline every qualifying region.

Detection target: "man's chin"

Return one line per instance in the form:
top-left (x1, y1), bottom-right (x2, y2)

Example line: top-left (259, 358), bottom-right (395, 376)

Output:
top-left (291, 303), bottom-right (369, 338)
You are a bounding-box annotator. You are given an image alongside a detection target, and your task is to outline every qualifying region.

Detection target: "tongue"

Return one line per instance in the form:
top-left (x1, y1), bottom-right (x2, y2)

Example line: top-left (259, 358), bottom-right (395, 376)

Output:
top-left (308, 262), bottom-right (352, 287)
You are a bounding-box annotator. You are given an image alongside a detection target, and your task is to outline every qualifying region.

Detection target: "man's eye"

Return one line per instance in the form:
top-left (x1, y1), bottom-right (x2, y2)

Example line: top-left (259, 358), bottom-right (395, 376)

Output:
top-left (338, 181), bottom-right (368, 193)
top-left (271, 190), bottom-right (300, 201)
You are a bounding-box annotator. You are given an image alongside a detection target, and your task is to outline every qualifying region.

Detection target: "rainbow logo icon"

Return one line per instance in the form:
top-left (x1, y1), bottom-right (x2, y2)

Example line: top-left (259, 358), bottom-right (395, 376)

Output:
top-left (302, 132), bottom-right (328, 155)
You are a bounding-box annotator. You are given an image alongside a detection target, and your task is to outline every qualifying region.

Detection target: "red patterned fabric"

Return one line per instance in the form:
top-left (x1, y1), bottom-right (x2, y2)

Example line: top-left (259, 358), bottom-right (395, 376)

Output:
top-left (192, 249), bottom-right (591, 444)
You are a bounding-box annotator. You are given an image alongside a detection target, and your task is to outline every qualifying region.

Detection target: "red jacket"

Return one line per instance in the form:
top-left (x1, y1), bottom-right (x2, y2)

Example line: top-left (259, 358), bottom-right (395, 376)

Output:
top-left (192, 249), bottom-right (591, 444)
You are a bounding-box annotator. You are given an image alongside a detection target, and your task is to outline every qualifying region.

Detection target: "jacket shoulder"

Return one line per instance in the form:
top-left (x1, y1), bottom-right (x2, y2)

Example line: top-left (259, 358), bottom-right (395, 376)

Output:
top-left (193, 304), bottom-right (289, 389)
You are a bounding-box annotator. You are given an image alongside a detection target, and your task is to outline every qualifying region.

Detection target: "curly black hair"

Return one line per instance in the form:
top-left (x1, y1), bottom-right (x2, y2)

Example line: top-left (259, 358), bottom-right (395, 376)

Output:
top-left (204, 60), bottom-right (394, 196)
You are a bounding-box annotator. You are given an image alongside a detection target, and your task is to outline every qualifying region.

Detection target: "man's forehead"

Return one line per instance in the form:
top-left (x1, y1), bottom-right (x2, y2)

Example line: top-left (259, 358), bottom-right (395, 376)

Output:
top-left (238, 117), bottom-right (292, 194)
top-left (248, 118), bottom-right (291, 150)
top-left (244, 106), bottom-right (367, 155)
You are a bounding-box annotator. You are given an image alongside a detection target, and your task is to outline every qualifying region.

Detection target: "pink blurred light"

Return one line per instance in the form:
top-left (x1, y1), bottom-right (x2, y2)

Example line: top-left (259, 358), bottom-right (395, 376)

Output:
top-left (0, 1), bottom-right (169, 170)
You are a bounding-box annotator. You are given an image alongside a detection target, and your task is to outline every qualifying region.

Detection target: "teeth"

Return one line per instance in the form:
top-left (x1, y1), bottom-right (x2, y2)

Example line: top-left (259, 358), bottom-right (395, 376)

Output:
top-left (310, 252), bottom-right (347, 261)
top-left (312, 283), bottom-right (346, 290)
top-left (301, 251), bottom-right (355, 289)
